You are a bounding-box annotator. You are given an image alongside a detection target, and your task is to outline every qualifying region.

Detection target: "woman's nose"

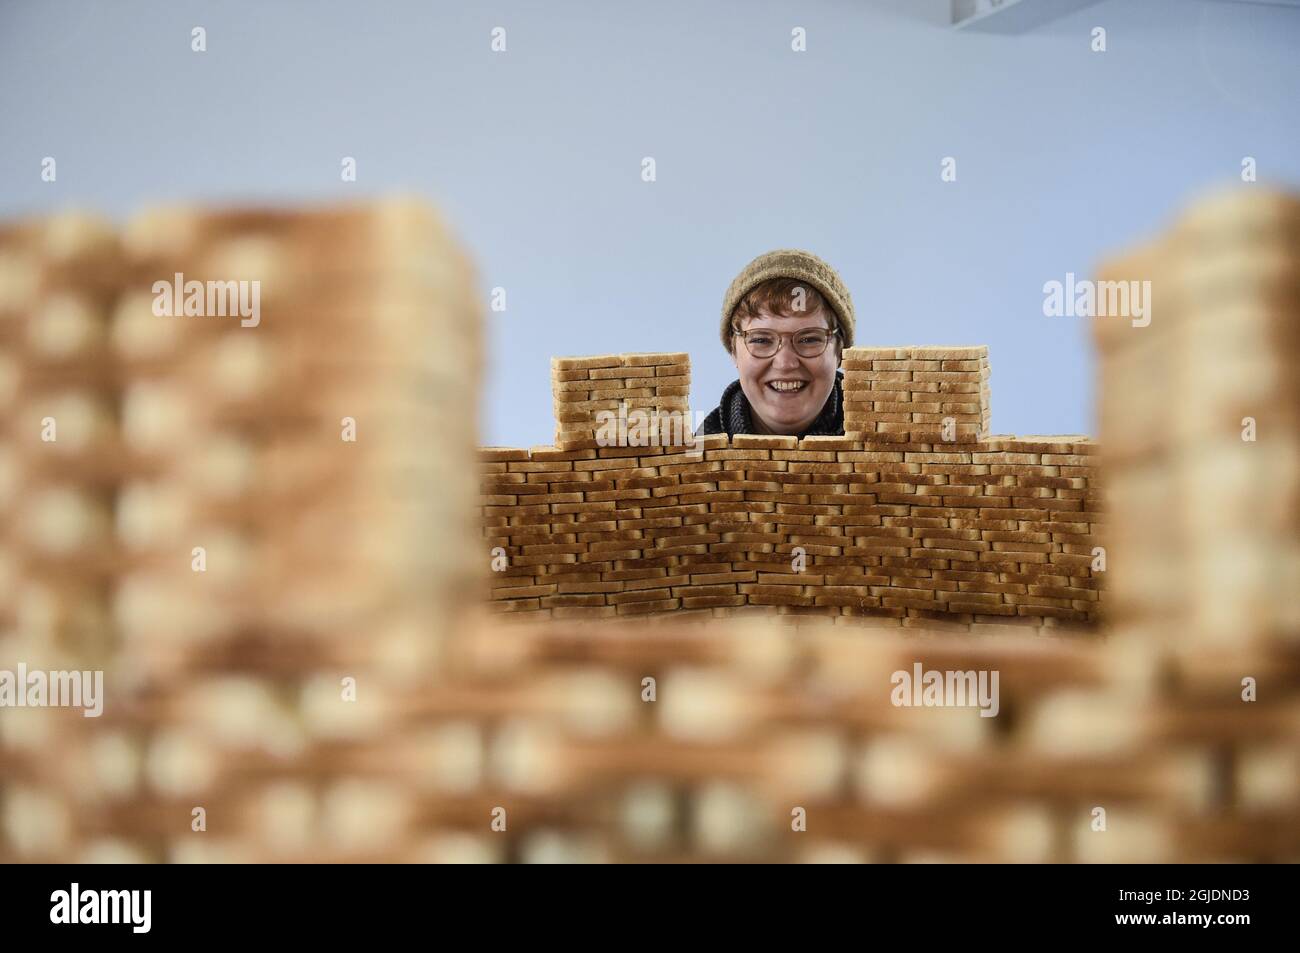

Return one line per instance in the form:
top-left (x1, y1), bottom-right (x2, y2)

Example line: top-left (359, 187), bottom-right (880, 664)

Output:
top-left (772, 343), bottom-right (802, 370)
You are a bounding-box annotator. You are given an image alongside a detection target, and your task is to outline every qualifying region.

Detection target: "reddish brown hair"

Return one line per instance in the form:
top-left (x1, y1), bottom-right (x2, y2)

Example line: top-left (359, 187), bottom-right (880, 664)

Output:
top-left (728, 278), bottom-right (839, 354)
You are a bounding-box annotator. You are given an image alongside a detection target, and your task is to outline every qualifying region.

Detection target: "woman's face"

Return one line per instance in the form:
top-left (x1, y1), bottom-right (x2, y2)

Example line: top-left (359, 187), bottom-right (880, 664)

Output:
top-left (732, 306), bottom-right (839, 435)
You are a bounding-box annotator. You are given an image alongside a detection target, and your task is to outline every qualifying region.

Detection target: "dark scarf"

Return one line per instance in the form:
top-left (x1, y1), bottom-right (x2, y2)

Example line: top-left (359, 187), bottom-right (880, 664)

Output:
top-left (699, 370), bottom-right (845, 438)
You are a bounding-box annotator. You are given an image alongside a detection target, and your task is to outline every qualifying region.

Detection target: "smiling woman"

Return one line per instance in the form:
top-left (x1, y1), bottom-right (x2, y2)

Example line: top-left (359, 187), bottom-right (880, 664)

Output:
top-left (699, 249), bottom-right (856, 438)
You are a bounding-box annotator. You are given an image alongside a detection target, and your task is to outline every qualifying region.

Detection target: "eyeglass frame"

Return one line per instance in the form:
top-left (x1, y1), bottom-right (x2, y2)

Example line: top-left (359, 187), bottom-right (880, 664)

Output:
top-left (730, 322), bottom-right (842, 359)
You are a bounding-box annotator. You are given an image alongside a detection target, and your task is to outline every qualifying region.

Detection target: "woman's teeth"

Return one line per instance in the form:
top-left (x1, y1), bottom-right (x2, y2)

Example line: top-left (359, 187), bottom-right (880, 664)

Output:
top-left (768, 381), bottom-right (806, 392)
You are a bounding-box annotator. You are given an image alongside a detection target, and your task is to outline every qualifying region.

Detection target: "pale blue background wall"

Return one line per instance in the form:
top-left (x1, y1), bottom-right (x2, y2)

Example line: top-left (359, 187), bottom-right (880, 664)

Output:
top-left (2, 0), bottom-right (1298, 446)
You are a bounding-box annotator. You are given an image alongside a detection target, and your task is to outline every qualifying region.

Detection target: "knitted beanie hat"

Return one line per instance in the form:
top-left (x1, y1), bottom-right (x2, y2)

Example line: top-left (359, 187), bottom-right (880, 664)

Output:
top-left (720, 249), bottom-right (855, 353)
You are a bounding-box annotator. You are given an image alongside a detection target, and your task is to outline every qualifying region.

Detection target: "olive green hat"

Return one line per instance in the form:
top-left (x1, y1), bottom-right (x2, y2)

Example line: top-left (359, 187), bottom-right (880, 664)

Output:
top-left (720, 248), bottom-right (855, 353)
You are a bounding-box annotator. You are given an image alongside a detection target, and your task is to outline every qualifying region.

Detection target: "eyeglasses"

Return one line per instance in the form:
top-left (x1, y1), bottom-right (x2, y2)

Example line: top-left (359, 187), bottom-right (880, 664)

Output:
top-left (732, 326), bottom-right (838, 359)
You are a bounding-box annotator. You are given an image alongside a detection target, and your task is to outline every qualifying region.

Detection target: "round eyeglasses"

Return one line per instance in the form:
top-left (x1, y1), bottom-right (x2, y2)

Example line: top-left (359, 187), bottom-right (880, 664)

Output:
top-left (733, 326), bottom-right (838, 359)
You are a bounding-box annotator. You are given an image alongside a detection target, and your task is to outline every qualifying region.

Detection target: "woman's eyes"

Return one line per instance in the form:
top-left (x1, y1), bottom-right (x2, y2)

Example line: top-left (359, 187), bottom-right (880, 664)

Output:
top-left (746, 331), bottom-right (824, 349)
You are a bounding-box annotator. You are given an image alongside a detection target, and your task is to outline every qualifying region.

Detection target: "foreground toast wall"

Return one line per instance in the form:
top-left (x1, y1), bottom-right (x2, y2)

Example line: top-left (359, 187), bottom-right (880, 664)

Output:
top-left (2, 190), bottom-right (1295, 863)
top-left (481, 346), bottom-right (1104, 629)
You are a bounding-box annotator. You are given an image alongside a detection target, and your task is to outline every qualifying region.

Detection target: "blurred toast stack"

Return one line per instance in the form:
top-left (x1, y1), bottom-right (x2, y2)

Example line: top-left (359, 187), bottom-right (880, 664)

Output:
top-left (0, 213), bottom-right (125, 860)
top-left (0, 199), bottom-right (487, 861)
top-left (111, 200), bottom-right (484, 674)
top-left (1095, 189), bottom-right (1300, 667)
top-left (0, 212), bottom-right (122, 664)
top-left (362, 611), bottom-right (1297, 863)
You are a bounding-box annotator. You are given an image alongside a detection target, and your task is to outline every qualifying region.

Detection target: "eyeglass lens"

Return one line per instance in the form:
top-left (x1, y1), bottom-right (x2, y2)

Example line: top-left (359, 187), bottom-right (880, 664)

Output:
top-left (743, 329), bottom-right (831, 358)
